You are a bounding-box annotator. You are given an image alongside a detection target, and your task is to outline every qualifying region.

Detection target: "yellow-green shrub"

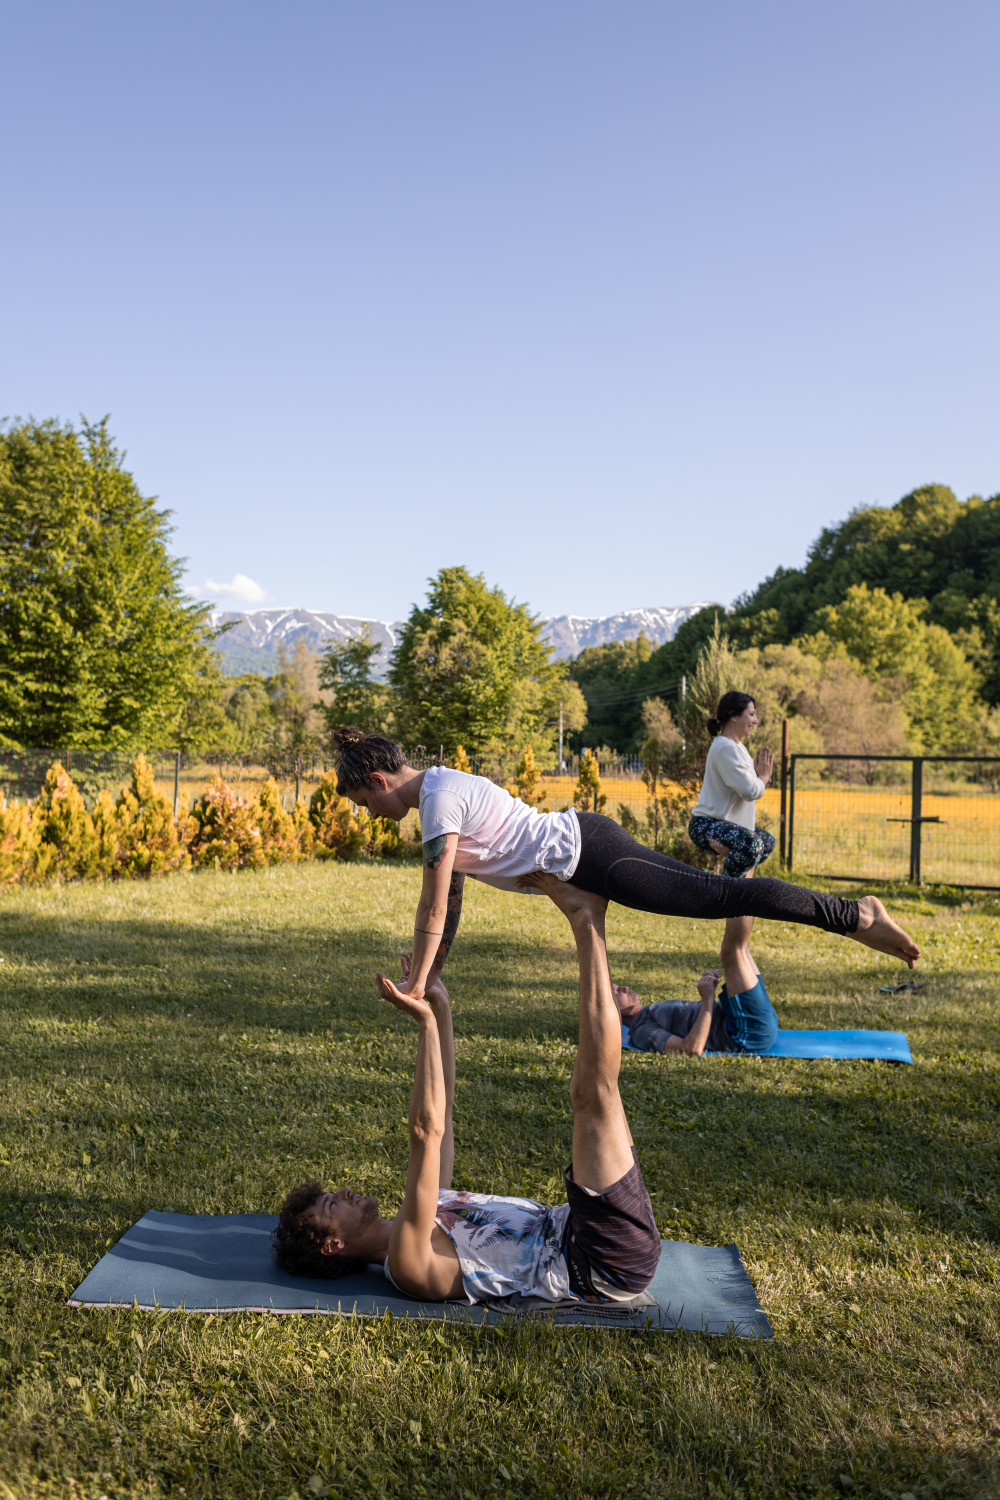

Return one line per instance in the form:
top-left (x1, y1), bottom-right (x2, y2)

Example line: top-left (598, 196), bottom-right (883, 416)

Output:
top-left (0, 802), bottom-right (40, 889)
top-left (90, 788), bottom-right (119, 879)
top-left (308, 774), bottom-right (366, 861)
top-left (253, 779), bottom-right (302, 866)
top-left (114, 754), bottom-right (190, 878)
top-left (32, 764), bottom-right (100, 882)
top-left (187, 777), bottom-right (264, 871)
top-left (292, 797), bottom-right (315, 857)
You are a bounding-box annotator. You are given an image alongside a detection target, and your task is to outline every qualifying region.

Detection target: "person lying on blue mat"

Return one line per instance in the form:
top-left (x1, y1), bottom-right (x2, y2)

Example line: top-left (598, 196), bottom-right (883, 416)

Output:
top-left (273, 875), bottom-right (661, 1307)
top-left (615, 919), bottom-right (778, 1056)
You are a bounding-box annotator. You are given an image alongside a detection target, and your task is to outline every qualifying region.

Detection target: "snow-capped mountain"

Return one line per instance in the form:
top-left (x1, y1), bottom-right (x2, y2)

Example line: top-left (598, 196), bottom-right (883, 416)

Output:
top-left (209, 603), bottom-right (720, 676)
top-left (542, 605), bottom-right (719, 658)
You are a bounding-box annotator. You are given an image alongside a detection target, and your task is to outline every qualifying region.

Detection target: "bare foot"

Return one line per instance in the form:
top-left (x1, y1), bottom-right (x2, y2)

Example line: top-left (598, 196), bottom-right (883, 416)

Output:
top-left (850, 896), bottom-right (921, 968)
top-left (517, 871), bottom-right (608, 923)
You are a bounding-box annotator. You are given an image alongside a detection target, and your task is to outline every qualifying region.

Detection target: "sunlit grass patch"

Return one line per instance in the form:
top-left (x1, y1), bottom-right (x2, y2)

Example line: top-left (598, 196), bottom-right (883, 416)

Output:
top-left (1, 864), bottom-right (998, 1498)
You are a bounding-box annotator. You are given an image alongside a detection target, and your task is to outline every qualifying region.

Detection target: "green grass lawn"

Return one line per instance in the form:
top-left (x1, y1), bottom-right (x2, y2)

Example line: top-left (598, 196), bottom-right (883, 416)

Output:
top-left (1, 863), bottom-right (998, 1500)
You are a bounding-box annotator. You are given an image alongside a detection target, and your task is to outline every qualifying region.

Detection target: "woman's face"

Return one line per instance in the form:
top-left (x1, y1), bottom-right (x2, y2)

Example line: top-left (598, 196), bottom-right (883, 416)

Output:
top-left (351, 773), bottom-right (407, 822)
top-left (729, 701), bottom-right (759, 739)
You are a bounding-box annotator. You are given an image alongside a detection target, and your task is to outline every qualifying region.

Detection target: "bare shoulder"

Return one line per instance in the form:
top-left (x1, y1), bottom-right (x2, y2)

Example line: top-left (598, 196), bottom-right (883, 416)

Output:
top-left (389, 1224), bottom-right (464, 1301)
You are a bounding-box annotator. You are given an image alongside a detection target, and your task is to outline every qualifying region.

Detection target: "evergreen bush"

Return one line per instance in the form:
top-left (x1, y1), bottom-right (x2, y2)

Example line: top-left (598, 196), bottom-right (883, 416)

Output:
top-left (187, 777), bottom-right (264, 872)
top-left (253, 779), bottom-right (303, 866)
top-left (507, 745), bottom-right (545, 807)
top-left (114, 754), bottom-right (190, 878)
top-left (308, 774), bottom-right (367, 861)
top-left (31, 765), bottom-right (100, 882)
top-left (90, 788), bottom-right (119, 878)
top-left (573, 750), bottom-right (606, 813)
top-left (292, 797), bottom-right (316, 857)
top-left (0, 802), bottom-right (40, 889)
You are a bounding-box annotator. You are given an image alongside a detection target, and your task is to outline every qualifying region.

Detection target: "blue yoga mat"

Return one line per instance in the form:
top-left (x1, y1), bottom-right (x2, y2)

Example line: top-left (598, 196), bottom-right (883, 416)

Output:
top-left (622, 1024), bottom-right (913, 1063)
top-left (67, 1211), bottom-right (772, 1337)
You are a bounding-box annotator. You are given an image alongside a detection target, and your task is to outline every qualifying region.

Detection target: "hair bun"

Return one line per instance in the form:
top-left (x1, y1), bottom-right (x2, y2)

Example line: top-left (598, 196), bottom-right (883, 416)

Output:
top-left (332, 725), bottom-right (367, 751)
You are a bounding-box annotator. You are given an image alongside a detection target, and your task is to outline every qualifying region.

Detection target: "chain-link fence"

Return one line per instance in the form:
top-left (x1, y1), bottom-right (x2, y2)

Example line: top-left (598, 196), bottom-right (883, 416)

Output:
top-left (0, 746), bottom-right (665, 822)
top-left (10, 744), bottom-right (993, 887)
top-left (786, 754), bottom-right (1000, 889)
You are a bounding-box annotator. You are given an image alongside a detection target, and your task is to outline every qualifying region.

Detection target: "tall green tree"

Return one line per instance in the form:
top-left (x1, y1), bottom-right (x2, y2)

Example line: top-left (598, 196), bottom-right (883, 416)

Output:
top-left (0, 418), bottom-right (217, 749)
top-left (266, 641), bottom-right (326, 762)
top-left (389, 567), bottom-right (568, 756)
top-left (318, 627), bottom-right (394, 736)
top-left (731, 484), bottom-right (1000, 701)
top-left (804, 583), bottom-right (982, 751)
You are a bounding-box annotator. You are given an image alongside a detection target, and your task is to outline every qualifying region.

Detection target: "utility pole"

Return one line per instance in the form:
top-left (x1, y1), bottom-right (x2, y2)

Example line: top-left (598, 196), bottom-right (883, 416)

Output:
top-left (558, 704), bottom-right (564, 772)
top-left (679, 675), bottom-right (687, 752)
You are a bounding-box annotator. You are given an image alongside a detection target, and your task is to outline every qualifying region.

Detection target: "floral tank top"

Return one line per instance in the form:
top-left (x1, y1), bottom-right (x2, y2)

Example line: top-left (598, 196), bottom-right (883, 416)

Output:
top-left (386, 1190), bottom-right (575, 1305)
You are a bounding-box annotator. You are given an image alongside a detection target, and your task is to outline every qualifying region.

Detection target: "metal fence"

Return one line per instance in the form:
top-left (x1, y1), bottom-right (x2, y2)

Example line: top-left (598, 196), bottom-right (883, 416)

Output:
top-left (0, 746), bottom-right (656, 820)
top-left (7, 744), bottom-right (995, 888)
top-left (786, 754), bottom-right (1000, 890)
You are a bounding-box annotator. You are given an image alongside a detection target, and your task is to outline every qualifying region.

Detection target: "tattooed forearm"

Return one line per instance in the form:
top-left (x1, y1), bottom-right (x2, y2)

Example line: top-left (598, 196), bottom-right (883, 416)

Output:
top-left (422, 835), bottom-right (449, 870)
top-left (432, 872), bottom-right (465, 972)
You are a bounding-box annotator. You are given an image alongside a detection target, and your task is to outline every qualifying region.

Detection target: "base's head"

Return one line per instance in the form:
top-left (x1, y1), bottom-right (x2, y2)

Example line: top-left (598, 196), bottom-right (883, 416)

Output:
top-left (272, 1180), bottom-right (380, 1279)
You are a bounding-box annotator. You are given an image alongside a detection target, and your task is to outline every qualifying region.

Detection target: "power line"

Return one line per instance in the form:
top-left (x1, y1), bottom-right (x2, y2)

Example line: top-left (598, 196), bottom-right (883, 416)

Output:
top-left (580, 676), bottom-right (684, 711)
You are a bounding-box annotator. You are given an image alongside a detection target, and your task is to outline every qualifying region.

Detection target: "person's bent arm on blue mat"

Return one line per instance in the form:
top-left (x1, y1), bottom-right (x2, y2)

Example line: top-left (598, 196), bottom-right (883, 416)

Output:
top-left (615, 972), bottom-right (722, 1056)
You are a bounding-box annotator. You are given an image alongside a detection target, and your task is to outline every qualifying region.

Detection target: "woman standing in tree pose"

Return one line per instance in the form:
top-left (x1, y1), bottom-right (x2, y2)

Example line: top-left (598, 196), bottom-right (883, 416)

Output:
top-left (687, 691), bottom-right (776, 878)
top-left (331, 727), bottom-right (919, 1002)
top-left (684, 691), bottom-right (779, 1046)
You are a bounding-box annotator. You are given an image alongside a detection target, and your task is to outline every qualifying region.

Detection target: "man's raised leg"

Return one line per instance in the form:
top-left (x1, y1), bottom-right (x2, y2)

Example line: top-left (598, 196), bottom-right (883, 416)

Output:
top-left (520, 874), bottom-right (634, 1193)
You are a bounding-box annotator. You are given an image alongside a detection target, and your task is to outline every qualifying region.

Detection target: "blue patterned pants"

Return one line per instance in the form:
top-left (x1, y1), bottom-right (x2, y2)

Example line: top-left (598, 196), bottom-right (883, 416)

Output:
top-left (688, 815), bottom-right (776, 878)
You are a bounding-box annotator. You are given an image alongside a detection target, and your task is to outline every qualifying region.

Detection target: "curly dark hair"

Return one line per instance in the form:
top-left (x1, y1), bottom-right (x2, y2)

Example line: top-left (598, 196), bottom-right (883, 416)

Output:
top-left (272, 1179), bottom-right (368, 1280)
top-left (332, 727), bottom-right (408, 798)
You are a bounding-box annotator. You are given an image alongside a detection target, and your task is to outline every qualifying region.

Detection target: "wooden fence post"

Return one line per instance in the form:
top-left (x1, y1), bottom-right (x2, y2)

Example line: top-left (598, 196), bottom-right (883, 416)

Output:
top-left (779, 718), bottom-right (789, 864)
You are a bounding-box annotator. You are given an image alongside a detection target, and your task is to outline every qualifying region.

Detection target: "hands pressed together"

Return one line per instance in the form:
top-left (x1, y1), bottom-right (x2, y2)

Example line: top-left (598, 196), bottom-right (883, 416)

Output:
top-left (754, 745), bottom-right (774, 784)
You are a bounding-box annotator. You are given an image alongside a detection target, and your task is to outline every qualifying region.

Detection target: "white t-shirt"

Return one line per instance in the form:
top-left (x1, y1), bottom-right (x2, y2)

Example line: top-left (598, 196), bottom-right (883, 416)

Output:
top-left (690, 736), bottom-right (765, 832)
top-left (418, 766), bottom-right (581, 891)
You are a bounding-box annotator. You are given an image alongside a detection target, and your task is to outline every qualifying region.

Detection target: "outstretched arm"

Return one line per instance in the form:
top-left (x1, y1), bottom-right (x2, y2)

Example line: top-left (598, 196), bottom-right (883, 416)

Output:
top-left (402, 953), bottom-right (455, 1189)
top-left (404, 833), bottom-right (460, 1000)
top-left (431, 872), bottom-right (465, 976)
top-left (375, 972), bottom-right (458, 1299)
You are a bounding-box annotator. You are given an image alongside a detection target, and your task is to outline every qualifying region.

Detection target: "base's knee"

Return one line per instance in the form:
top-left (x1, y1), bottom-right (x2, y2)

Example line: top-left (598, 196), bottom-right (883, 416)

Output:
top-left (570, 1072), bottom-right (619, 1116)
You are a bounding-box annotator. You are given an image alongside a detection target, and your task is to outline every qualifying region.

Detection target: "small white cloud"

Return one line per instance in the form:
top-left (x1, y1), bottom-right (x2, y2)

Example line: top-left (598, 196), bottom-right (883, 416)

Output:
top-left (204, 573), bottom-right (269, 605)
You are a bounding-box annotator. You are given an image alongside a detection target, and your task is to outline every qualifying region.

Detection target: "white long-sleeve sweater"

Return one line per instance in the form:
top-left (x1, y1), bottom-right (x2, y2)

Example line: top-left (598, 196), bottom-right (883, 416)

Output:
top-left (690, 736), bottom-right (765, 832)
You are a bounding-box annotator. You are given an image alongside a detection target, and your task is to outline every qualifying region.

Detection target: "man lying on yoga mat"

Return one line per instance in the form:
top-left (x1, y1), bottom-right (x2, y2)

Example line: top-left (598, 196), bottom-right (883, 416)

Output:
top-left (273, 876), bottom-right (661, 1306)
top-left (616, 920), bottom-right (778, 1056)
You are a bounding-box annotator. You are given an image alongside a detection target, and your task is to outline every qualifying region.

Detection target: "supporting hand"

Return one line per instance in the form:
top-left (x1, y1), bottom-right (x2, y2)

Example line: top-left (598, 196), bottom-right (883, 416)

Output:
top-left (375, 970), bottom-right (434, 1023)
top-left (402, 952), bottom-right (450, 1010)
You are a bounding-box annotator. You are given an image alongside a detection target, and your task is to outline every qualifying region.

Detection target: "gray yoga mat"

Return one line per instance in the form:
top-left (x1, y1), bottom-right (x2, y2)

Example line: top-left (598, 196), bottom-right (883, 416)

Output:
top-left (67, 1211), bottom-right (772, 1337)
top-left (622, 1024), bottom-right (913, 1062)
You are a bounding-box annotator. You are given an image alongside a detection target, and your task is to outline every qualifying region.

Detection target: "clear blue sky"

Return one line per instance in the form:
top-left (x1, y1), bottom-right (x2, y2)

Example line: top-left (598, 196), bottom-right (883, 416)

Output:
top-left (4, 1), bottom-right (998, 622)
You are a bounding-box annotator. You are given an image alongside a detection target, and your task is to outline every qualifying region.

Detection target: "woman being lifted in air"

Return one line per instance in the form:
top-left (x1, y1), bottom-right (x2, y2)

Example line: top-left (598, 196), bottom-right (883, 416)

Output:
top-left (331, 726), bottom-right (919, 1002)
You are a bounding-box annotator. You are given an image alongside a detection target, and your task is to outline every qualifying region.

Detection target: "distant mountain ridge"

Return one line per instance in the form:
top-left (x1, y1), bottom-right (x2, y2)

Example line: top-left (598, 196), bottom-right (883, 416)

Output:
top-left (209, 603), bottom-right (720, 677)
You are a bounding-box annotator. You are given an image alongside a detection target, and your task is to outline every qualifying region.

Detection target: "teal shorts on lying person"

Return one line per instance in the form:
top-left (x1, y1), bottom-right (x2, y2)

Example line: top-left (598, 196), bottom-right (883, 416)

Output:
top-left (716, 977), bottom-right (779, 1054)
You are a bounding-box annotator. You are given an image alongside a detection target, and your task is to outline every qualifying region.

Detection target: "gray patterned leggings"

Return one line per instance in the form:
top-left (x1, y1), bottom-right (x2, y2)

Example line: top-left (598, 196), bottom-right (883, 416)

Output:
top-left (688, 814), bottom-right (776, 878)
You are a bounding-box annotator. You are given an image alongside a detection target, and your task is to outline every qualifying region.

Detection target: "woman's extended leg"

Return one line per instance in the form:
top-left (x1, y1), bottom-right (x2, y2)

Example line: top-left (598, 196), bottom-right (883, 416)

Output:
top-left (570, 813), bottom-right (920, 966)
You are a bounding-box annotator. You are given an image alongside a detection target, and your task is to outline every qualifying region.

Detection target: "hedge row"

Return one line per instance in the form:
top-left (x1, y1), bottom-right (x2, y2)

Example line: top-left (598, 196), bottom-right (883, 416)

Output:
top-left (0, 756), bottom-right (419, 888)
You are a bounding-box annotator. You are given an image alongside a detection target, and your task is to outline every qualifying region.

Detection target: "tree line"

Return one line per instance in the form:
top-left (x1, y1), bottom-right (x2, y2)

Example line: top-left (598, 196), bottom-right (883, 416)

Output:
top-left (2, 419), bottom-right (997, 767)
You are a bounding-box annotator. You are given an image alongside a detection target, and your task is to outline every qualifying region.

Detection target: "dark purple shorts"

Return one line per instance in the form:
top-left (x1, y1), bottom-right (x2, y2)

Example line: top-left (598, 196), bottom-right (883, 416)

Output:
top-left (563, 1154), bottom-right (661, 1303)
